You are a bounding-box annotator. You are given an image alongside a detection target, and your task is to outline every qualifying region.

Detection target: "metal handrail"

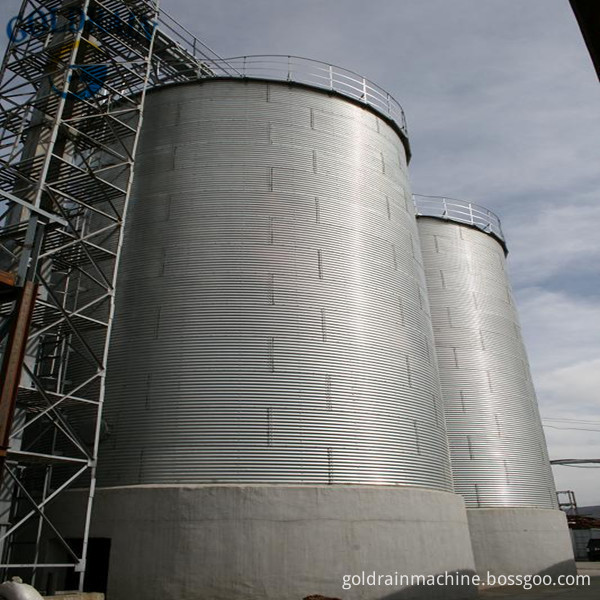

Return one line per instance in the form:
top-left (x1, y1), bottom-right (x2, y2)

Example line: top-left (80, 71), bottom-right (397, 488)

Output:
top-left (413, 194), bottom-right (506, 246)
top-left (155, 8), bottom-right (242, 76)
top-left (196, 55), bottom-right (408, 137)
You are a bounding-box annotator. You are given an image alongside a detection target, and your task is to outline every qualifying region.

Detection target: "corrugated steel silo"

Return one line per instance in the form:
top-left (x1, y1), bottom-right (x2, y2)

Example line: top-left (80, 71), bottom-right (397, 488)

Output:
top-left (97, 80), bottom-right (453, 490)
top-left (415, 196), bottom-right (557, 508)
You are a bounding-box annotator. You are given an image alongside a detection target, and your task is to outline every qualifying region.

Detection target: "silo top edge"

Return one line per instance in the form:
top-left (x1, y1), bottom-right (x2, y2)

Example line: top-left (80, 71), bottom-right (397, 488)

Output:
top-left (149, 54), bottom-right (411, 161)
top-left (413, 194), bottom-right (508, 253)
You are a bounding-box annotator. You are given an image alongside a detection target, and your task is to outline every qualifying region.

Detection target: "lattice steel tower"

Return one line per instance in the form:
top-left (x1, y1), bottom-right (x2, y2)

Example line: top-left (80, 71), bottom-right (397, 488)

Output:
top-left (0, 0), bottom-right (234, 590)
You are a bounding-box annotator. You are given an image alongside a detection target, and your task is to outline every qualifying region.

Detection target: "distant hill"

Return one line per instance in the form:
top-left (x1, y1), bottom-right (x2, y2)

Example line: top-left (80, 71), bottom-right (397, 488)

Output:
top-left (579, 505), bottom-right (600, 519)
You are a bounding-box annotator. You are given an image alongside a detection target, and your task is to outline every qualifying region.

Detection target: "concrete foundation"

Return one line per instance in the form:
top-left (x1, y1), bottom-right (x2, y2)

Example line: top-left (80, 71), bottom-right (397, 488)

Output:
top-left (51, 485), bottom-right (477, 600)
top-left (467, 508), bottom-right (576, 578)
top-left (42, 595), bottom-right (104, 600)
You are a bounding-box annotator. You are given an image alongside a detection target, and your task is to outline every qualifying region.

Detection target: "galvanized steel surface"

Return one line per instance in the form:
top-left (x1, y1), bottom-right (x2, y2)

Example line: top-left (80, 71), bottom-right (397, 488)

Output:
top-left (198, 56), bottom-right (409, 139)
top-left (413, 194), bottom-right (506, 248)
top-left (417, 216), bottom-right (557, 508)
top-left (97, 79), bottom-right (452, 489)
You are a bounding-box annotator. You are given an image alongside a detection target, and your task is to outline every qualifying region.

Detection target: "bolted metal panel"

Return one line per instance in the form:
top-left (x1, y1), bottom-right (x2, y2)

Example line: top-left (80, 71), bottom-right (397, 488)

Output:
top-left (417, 215), bottom-right (557, 508)
top-left (97, 79), bottom-right (452, 489)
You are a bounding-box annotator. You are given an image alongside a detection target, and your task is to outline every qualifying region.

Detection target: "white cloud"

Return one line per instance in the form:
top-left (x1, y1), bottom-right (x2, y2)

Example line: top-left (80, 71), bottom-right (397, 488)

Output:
top-left (507, 200), bottom-right (600, 287)
top-left (517, 288), bottom-right (600, 374)
top-left (538, 358), bottom-right (600, 411)
top-left (516, 289), bottom-right (600, 504)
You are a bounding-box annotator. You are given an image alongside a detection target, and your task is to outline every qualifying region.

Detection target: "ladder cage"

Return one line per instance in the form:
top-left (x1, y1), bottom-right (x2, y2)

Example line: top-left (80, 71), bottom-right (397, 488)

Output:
top-left (0, 0), bottom-right (232, 591)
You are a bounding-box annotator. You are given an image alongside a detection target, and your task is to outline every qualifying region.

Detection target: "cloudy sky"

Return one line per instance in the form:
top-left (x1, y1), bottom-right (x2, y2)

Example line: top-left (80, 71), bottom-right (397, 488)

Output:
top-left (1, 0), bottom-right (599, 504)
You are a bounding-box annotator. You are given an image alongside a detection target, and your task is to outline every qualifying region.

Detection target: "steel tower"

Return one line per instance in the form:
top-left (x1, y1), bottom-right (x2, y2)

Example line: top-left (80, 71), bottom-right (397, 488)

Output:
top-left (0, 0), bottom-right (234, 590)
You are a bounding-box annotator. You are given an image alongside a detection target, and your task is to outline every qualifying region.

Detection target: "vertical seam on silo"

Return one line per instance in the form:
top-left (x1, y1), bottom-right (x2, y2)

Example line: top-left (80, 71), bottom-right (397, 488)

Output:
top-left (269, 217), bottom-right (274, 245)
top-left (414, 421), bottom-right (421, 454)
top-left (495, 414), bottom-right (502, 437)
top-left (326, 374), bottom-right (332, 410)
top-left (269, 337), bottom-right (275, 373)
top-left (405, 355), bottom-right (412, 387)
top-left (154, 307), bottom-right (161, 339)
top-left (434, 235), bottom-right (440, 253)
top-left (417, 287), bottom-right (423, 310)
top-left (398, 297), bottom-right (405, 325)
top-left (317, 250), bottom-right (324, 279)
top-left (312, 150), bottom-right (318, 173)
top-left (268, 274), bottom-right (275, 306)
top-left (460, 390), bottom-right (466, 413)
top-left (327, 448), bottom-right (333, 484)
top-left (266, 82), bottom-right (270, 102)
top-left (166, 195), bottom-right (172, 221)
top-left (145, 373), bottom-right (152, 409)
top-left (386, 195), bottom-right (391, 220)
top-left (487, 371), bottom-right (494, 393)
top-left (440, 270), bottom-right (446, 289)
top-left (392, 244), bottom-right (398, 270)
top-left (503, 459), bottom-right (510, 485)
top-left (310, 108), bottom-right (315, 129)
top-left (480, 330), bottom-right (486, 350)
top-left (267, 408), bottom-right (273, 446)
top-left (467, 435), bottom-right (474, 460)
top-left (475, 483), bottom-right (481, 507)
top-left (160, 248), bottom-right (166, 276)
top-left (138, 449), bottom-right (144, 484)
top-left (268, 123), bottom-right (273, 144)
top-left (269, 167), bottom-right (274, 191)
top-left (321, 308), bottom-right (327, 342)
top-left (315, 197), bottom-right (321, 223)
top-left (446, 307), bottom-right (453, 327)
top-left (380, 151), bottom-right (386, 174)
top-left (452, 347), bottom-right (459, 369)
top-left (425, 336), bottom-right (431, 364)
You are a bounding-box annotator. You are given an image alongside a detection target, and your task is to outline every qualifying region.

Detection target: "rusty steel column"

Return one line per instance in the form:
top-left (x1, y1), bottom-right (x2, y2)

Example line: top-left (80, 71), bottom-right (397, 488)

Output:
top-left (0, 280), bottom-right (38, 481)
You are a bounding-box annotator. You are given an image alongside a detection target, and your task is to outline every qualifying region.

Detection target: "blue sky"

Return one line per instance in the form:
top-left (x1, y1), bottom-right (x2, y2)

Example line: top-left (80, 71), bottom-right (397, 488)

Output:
top-left (1, 0), bottom-right (599, 505)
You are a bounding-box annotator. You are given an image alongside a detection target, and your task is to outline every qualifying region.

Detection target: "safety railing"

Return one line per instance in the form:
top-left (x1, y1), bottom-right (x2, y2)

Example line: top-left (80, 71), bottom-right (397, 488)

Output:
top-left (156, 8), bottom-right (241, 76)
top-left (197, 55), bottom-right (408, 137)
top-left (413, 194), bottom-right (506, 245)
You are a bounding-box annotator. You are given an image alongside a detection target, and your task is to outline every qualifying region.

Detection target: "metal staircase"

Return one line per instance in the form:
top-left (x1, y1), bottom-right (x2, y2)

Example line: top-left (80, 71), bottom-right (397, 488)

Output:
top-left (0, 0), bottom-right (234, 591)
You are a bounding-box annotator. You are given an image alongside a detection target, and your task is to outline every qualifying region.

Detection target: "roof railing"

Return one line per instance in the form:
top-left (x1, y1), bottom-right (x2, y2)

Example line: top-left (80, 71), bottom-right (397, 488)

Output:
top-left (413, 194), bottom-right (506, 248)
top-left (196, 55), bottom-right (408, 138)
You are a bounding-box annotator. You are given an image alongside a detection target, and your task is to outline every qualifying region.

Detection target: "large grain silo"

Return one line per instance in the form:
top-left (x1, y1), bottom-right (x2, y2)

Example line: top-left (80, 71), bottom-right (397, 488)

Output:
top-left (52, 62), bottom-right (477, 599)
top-left (415, 195), bottom-right (575, 578)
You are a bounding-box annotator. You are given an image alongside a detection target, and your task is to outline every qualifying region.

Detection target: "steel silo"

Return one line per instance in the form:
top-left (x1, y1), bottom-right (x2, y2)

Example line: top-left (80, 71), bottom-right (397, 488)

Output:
top-left (415, 195), bottom-right (557, 508)
top-left (97, 76), bottom-right (453, 491)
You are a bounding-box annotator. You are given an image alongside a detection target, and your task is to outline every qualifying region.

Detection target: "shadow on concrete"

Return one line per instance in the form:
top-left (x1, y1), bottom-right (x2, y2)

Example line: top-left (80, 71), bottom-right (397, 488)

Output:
top-left (535, 558), bottom-right (578, 578)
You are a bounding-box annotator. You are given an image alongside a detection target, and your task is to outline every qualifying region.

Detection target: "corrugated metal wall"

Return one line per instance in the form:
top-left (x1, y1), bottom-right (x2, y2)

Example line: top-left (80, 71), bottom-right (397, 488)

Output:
top-left (97, 80), bottom-right (452, 489)
top-left (417, 217), bottom-right (557, 508)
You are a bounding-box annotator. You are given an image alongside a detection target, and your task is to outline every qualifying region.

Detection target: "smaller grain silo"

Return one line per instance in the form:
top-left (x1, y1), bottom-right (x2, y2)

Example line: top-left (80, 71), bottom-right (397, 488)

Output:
top-left (415, 194), bottom-right (575, 578)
